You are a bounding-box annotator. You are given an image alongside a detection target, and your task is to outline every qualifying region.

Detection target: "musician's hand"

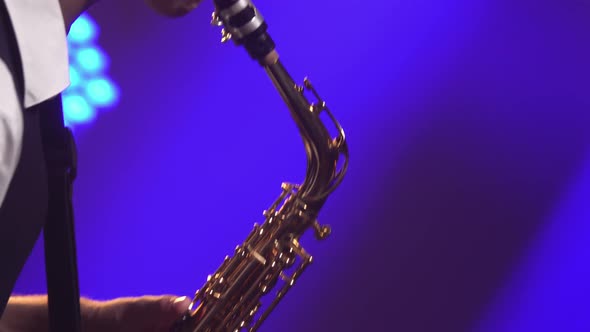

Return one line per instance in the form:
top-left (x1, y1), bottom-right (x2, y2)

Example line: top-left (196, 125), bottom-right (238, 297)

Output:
top-left (0, 295), bottom-right (191, 332)
top-left (85, 295), bottom-right (192, 332)
top-left (144, 0), bottom-right (203, 17)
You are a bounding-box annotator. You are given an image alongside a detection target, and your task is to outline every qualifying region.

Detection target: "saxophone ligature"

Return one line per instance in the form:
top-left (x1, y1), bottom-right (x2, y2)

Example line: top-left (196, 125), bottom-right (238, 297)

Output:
top-left (172, 0), bottom-right (349, 330)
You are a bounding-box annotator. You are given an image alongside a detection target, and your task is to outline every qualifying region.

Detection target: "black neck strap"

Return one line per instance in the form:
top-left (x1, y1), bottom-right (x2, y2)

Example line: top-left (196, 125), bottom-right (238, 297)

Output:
top-left (40, 95), bottom-right (82, 332)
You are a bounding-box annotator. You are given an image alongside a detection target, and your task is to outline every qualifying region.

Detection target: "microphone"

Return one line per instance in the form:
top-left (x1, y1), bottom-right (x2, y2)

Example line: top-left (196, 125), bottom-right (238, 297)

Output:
top-left (213, 0), bottom-right (277, 63)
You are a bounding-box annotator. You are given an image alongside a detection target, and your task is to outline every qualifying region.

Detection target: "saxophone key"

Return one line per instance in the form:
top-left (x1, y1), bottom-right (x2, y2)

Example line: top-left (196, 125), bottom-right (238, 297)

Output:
top-left (246, 245), bottom-right (267, 265)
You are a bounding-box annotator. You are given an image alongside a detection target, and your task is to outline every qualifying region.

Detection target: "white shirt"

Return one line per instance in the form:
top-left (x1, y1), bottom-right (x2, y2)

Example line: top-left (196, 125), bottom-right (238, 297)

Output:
top-left (0, 0), bottom-right (70, 205)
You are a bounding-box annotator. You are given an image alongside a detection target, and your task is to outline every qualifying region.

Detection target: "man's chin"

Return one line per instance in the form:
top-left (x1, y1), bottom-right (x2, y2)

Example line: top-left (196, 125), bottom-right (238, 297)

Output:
top-left (144, 0), bottom-right (202, 18)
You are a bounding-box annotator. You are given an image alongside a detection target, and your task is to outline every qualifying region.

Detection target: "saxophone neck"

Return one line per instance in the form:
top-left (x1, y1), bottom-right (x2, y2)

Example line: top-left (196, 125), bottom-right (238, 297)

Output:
top-left (211, 0), bottom-right (349, 205)
top-left (264, 57), bottom-right (349, 205)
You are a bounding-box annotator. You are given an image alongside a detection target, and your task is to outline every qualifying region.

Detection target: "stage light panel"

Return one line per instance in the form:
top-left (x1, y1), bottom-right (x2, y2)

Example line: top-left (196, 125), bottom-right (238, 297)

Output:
top-left (63, 14), bottom-right (119, 127)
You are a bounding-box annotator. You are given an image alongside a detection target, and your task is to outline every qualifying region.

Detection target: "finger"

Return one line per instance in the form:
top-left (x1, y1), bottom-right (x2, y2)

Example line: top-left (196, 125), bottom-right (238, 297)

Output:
top-left (127, 295), bottom-right (192, 328)
top-left (148, 295), bottom-right (192, 331)
top-left (171, 296), bottom-right (192, 315)
top-left (95, 295), bottom-right (192, 331)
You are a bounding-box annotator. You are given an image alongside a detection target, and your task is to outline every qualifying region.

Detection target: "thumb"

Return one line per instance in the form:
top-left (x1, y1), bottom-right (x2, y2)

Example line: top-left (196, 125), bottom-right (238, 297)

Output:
top-left (166, 295), bottom-right (193, 317)
top-left (137, 295), bottom-right (192, 327)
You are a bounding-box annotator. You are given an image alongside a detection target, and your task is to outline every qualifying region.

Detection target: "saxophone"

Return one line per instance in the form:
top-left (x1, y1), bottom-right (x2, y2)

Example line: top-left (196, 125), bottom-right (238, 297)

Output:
top-left (173, 0), bottom-right (349, 330)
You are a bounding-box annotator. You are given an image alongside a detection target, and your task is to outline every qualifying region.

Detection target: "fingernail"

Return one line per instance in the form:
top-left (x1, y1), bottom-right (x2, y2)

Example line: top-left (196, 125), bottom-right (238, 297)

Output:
top-left (172, 296), bottom-right (191, 313)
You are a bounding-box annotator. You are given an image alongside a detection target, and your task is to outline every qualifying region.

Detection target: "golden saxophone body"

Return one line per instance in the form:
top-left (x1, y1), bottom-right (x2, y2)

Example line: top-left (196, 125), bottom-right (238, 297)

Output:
top-left (172, 0), bottom-right (349, 330)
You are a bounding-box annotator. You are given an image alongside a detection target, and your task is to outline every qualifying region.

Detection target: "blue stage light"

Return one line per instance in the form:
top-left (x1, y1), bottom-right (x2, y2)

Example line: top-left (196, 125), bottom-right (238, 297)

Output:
top-left (62, 94), bottom-right (96, 124)
top-left (75, 47), bottom-right (108, 74)
top-left (63, 14), bottom-right (118, 127)
top-left (68, 13), bottom-right (98, 44)
top-left (85, 78), bottom-right (119, 107)
top-left (69, 66), bottom-right (82, 88)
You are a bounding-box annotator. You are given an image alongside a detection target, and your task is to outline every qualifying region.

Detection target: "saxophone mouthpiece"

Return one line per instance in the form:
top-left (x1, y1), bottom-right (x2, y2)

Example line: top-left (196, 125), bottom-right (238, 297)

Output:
top-left (213, 0), bottom-right (277, 64)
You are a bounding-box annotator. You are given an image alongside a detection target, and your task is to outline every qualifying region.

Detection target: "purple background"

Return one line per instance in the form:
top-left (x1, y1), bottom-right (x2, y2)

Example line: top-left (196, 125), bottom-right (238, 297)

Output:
top-left (14, 0), bottom-right (590, 331)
